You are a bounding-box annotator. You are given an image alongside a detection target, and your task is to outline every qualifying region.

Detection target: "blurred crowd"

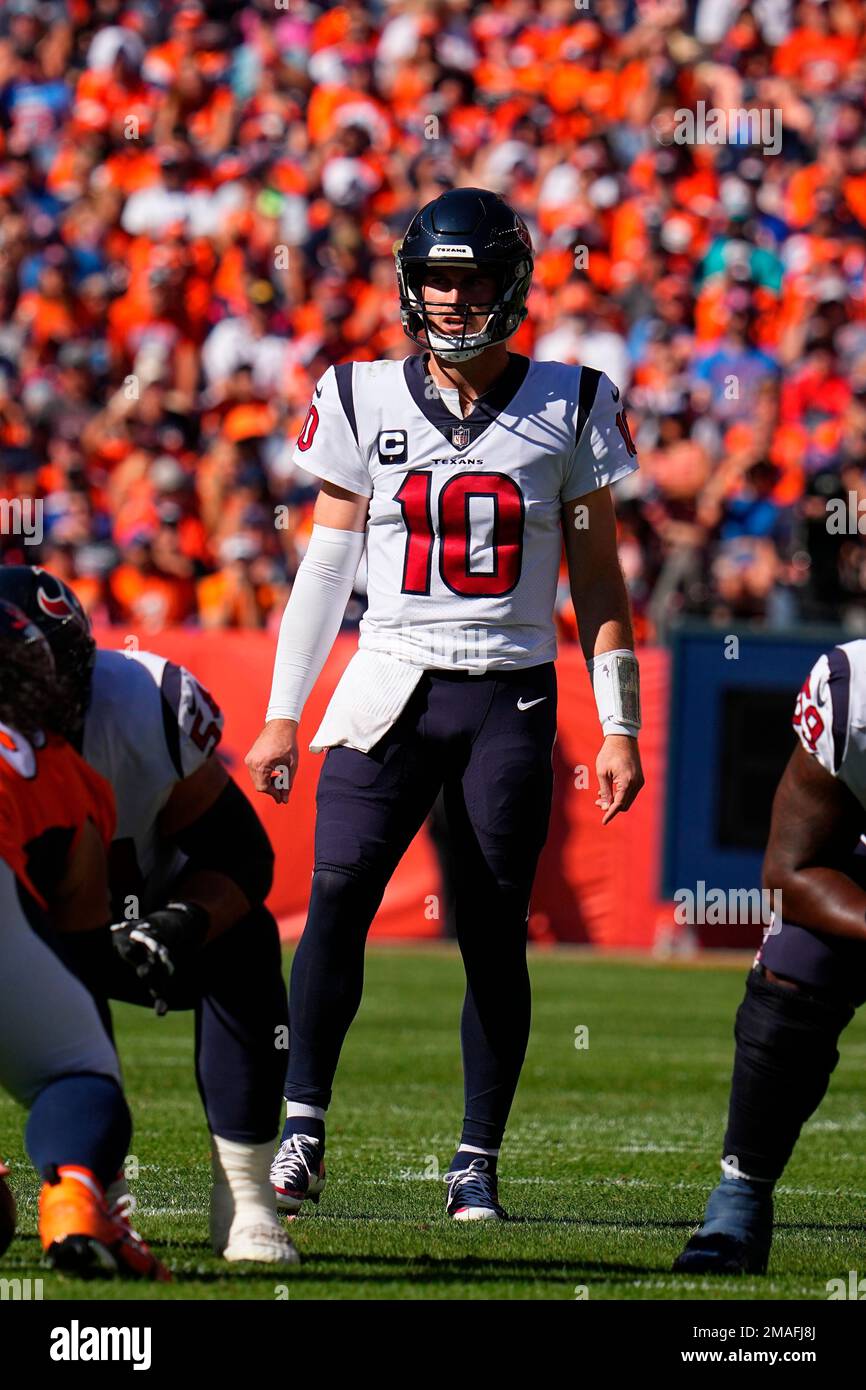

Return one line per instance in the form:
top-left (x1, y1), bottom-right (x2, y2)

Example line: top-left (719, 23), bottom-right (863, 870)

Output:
top-left (1, 0), bottom-right (866, 639)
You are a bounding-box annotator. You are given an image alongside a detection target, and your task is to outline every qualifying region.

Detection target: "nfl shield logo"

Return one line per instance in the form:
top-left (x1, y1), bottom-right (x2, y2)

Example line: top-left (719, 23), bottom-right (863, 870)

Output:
top-left (452, 424), bottom-right (470, 448)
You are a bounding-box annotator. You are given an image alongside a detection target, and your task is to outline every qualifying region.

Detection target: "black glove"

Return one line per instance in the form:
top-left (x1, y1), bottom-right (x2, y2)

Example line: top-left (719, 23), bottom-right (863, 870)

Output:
top-left (110, 901), bottom-right (210, 1015)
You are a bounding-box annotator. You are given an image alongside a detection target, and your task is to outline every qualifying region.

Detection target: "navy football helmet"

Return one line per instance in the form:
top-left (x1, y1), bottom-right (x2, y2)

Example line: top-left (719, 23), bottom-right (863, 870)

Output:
top-left (0, 567), bottom-right (95, 736)
top-left (395, 187), bottom-right (534, 362)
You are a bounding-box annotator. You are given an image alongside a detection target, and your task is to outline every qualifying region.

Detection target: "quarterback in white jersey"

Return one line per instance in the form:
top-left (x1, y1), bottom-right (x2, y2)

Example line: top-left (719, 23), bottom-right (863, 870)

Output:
top-left (298, 352), bottom-right (635, 670)
top-left (291, 349), bottom-right (638, 752)
top-left (247, 187), bottom-right (644, 1222)
top-left (676, 640), bottom-right (866, 1277)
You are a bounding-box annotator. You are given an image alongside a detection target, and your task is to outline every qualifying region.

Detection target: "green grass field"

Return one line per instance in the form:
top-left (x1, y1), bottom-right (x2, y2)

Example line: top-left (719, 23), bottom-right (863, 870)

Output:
top-left (2, 948), bottom-right (865, 1301)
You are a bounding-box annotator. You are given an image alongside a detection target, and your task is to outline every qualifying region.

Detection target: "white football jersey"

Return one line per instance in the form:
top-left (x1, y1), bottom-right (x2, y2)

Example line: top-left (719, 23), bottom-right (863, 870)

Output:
top-left (792, 640), bottom-right (866, 811)
top-left (83, 649), bottom-right (224, 913)
top-left (293, 353), bottom-right (638, 671)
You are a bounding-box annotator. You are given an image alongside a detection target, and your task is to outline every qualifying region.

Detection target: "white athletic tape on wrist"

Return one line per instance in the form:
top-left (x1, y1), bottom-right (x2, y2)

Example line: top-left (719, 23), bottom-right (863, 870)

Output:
top-left (587, 648), bottom-right (641, 736)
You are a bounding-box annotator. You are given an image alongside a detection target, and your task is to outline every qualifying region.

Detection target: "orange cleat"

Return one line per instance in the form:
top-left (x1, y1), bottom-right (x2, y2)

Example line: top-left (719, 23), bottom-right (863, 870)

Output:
top-left (108, 1189), bottom-right (172, 1279)
top-left (38, 1165), bottom-right (170, 1281)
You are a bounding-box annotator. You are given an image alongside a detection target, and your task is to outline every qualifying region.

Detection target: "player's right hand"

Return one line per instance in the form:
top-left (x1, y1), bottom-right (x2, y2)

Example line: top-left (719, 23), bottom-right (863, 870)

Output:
top-left (245, 719), bottom-right (299, 805)
top-left (110, 901), bottom-right (209, 1015)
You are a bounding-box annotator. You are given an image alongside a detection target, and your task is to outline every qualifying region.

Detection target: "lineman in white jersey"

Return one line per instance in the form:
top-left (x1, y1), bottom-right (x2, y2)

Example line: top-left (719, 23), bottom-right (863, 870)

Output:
top-left (0, 566), bottom-right (297, 1266)
top-left (247, 187), bottom-right (645, 1220)
top-left (677, 640), bottom-right (866, 1275)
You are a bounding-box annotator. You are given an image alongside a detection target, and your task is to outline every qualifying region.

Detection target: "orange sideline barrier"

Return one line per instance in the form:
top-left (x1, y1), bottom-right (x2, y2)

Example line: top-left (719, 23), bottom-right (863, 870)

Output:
top-left (92, 630), bottom-right (670, 948)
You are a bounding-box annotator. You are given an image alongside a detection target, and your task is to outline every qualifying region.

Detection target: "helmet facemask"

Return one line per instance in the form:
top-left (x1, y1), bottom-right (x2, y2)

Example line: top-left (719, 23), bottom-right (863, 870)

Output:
top-left (0, 601), bottom-right (63, 743)
top-left (398, 257), bottom-right (531, 363)
top-left (51, 636), bottom-right (97, 748)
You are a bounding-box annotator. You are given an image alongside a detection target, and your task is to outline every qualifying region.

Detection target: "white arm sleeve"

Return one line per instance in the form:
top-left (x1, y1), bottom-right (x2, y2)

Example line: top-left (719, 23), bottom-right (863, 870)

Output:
top-left (265, 524), bottom-right (367, 723)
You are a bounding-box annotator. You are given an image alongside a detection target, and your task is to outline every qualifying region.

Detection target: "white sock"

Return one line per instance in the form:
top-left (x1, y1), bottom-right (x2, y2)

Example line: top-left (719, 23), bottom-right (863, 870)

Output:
top-left (212, 1136), bottom-right (277, 1225)
top-left (285, 1103), bottom-right (326, 1123)
top-left (458, 1145), bottom-right (500, 1158)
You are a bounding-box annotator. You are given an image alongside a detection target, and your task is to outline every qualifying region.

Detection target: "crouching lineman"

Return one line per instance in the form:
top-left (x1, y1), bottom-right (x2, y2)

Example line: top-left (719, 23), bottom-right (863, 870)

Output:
top-left (0, 567), bottom-right (296, 1266)
top-left (675, 639), bottom-right (866, 1274)
top-left (0, 598), bottom-right (167, 1278)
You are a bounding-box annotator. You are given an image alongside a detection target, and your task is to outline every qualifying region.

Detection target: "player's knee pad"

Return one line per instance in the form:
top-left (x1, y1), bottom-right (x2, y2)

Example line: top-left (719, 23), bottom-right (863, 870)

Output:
top-left (737, 966), bottom-right (853, 1073)
top-left (724, 966), bottom-right (854, 1181)
top-left (306, 864), bottom-right (386, 943)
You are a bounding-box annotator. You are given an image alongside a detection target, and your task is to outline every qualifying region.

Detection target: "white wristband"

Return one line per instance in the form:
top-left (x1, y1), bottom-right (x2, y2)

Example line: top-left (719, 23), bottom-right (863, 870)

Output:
top-left (265, 523), bottom-right (366, 724)
top-left (587, 648), bottom-right (641, 737)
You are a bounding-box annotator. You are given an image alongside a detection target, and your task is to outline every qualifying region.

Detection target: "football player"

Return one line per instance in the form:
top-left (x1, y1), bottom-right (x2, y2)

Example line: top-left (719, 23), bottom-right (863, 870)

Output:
top-left (0, 566), bottom-right (297, 1266)
top-left (675, 641), bottom-right (866, 1274)
top-left (247, 187), bottom-right (645, 1220)
top-left (0, 598), bottom-right (167, 1278)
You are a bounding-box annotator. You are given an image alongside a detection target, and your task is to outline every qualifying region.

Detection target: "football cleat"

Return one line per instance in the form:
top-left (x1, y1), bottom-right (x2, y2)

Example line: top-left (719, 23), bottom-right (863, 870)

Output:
top-left (39, 1166), bottom-right (170, 1281)
top-left (270, 1134), bottom-right (326, 1215)
top-left (107, 1188), bottom-right (173, 1277)
top-left (673, 1177), bottom-right (773, 1275)
top-left (444, 1158), bottom-right (507, 1221)
top-left (222, 1219), bottom-right (300, 1265)
top-left (673, 1230), bottom-right (770, 1276)
top-left (210, 1179), bottom-right (300, 1264)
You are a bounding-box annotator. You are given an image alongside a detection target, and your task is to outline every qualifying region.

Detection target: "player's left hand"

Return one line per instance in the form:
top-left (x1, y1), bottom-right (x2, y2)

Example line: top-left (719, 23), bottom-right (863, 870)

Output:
top-left (110, 901), bottom-right (210, 1015)
top-left (595, 735), bottom-right (644, 825)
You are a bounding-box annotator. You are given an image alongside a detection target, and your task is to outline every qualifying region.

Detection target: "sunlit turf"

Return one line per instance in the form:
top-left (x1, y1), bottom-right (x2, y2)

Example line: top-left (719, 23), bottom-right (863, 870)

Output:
top-left (2, 949), bottom-right (864, 1300)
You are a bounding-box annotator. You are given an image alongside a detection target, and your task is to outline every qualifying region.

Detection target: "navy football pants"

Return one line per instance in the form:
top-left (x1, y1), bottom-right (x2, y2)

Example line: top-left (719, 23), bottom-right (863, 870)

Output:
top-left (286, 662), bottom-right (558, 1149)
top-left (759, 910), bottom-right (866, 1005)
top-left (718, 858), bottom-right (866, 1183)
top-left (60, 904), bottom-right (288, 1145)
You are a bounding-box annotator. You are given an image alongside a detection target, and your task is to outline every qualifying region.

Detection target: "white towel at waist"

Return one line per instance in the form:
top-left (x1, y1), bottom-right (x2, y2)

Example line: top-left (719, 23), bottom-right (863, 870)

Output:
top-left (309, 649), bottom-right (426, 754)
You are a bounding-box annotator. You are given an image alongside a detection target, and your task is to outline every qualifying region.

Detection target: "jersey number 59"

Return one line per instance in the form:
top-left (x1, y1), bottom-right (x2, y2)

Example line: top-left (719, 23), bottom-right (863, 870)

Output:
top-left (792, 675), bottom-right (825, 751)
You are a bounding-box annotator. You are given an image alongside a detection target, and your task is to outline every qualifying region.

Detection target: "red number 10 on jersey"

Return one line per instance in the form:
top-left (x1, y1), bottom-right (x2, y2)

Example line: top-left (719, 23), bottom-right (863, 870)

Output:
top-left (395, 470), bottom-right (525, 598)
